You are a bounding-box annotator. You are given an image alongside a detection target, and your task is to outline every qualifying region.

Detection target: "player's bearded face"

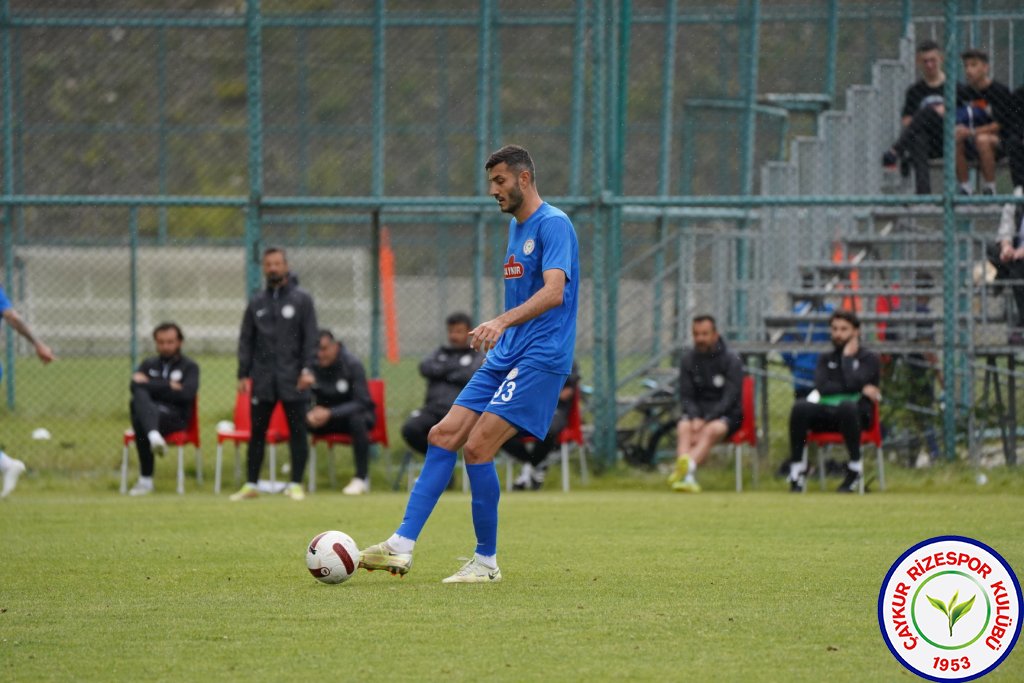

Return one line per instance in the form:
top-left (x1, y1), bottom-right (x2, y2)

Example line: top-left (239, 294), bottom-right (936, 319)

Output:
top-left (830, 320), bottom-right (855, 350)
top-left (500, 182), bottom-right (524, 215)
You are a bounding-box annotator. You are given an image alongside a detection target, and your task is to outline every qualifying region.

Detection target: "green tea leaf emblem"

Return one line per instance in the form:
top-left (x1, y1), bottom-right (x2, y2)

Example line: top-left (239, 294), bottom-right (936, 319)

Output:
top-left (928, 591), bottom-right (976, 637)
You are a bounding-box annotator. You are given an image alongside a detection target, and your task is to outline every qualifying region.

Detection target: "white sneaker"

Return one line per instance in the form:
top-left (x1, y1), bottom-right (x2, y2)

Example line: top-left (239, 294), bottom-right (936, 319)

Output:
top-left (1, 457), bottom-right (26, 498)
top-left (129, 478), bottom-right (154, 496)
top-left (442, 558), bottom-right (502, 584)
top-left (283, 482), bottom-right (306, 501)
top-left (342, 477), bottom-right (369, 495)
top-left (147, 430), bottom-right (166, 456)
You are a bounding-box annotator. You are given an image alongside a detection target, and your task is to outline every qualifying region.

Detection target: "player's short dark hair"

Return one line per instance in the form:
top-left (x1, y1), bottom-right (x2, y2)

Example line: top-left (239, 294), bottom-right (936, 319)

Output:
top-left (917, 40), bottom-right (940, 54)
top-left (318, 329), bottom-right (336, 343)
top-left (152, 321), bottom-right (183, 341)
top-left (485, 145), bottom-right (535, 184)
top-left (961, 48), bottom-right (989, 63)
top-left (830, 310), bottom-right (861, 329)
top-left (445, 311), bottom-right (472, 328)
top-left (692, 314), bottom-right (716, 330)
top-left (262, 246), bottom-right (287, 262)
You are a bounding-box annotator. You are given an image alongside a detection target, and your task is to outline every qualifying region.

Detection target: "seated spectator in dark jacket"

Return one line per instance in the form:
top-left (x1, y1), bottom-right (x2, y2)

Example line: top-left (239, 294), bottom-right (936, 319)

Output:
top-left (502, 362), bottom-right (580, 491)
top-left (401, 312), bottom-right (483, 458)
top-left (882, 40), bottom-right (965, 195)
top-left (955, 48), bottom-right (1017, 195)
top-left (128, 322), bottom-right (200, 496)
top-left (668, 315), bottom-right (744, 494)
top-left (307, 329), bottom-right (375, 495)
top-left (786, 310), bottom-right (881, 494)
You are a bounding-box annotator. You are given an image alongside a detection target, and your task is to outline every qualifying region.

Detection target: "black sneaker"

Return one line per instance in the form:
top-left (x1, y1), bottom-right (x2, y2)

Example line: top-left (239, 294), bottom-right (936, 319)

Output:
top-left (789, 474), bottom-right (805, 493)
top-left (881, 150), bottom-right (899, 170)
top-left (981, 187), bottom-right (996, 196)
top-left (836, 467), bottom-right (861, 493)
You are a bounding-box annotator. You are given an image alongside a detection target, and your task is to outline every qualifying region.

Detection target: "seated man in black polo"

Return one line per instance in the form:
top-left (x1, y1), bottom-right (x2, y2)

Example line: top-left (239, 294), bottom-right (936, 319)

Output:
top-left (502, 362), bottom-right (579, 491)
top-left (786, 310), bottom-right (881, 493)
top-left (128, 322), bottom-right (200, 496)
top-left (401, 312), bottom-right (483, 460)
top-left (306, 329), bottom-right (375, 495)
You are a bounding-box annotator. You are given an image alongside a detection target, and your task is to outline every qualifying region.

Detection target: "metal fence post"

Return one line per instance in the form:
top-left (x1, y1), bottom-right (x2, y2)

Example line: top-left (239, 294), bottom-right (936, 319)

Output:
top-left (941, 0), bottom-right (960, 461)
top-left (370, 210), bottom-right (381, 378)
top-left (735, 0), bottom-right (761, 337)
top-left (129, 206), bottom-right (139, 372)
top-left (653, 0), bottom-right (679, 357)
top-left (2, 0), bottom-right (15, 409)
top-left (824, 0), bottom-right (839, 105)
top-left (244, 0), bottom-right (263, 297)
top-left (590, 0), bottom-right (611, 465)
top-left (473, 0), bottom-right (493, 328)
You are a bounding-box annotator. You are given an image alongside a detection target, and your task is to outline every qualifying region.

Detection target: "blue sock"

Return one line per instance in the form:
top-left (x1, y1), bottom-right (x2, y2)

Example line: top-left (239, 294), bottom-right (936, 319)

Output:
top-left (466, 462), bottom-right (500, 557)
top-left (395, 445), bottom-right (457, 541)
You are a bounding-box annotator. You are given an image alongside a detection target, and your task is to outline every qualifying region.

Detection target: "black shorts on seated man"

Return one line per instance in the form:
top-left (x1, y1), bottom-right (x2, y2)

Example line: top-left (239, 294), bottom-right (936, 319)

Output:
top-left (786, 310), bottom-right (881, 493)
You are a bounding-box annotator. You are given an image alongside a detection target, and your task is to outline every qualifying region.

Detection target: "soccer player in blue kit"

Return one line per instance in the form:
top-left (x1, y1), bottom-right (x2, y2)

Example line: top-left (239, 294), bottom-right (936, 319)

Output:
top-left (360, 145), bottom-right (579, 583)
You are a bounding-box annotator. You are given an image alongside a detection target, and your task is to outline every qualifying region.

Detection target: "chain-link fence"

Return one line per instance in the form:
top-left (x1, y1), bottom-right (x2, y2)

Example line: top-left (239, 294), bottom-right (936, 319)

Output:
top-left (2, 1), bottom-right (1024, 492)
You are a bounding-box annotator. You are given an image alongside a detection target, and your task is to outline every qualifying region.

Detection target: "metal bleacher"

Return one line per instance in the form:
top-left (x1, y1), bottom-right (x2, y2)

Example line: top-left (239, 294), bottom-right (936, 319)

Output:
top-left (756, 33), bottom-right (1011, 351)
top-left (753, 31), bottom-right (1021, 465)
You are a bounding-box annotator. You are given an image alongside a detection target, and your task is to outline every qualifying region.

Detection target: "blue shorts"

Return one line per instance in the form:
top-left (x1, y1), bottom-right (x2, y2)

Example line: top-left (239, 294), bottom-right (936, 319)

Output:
top-left (454, 363), bottom-right (568, 440)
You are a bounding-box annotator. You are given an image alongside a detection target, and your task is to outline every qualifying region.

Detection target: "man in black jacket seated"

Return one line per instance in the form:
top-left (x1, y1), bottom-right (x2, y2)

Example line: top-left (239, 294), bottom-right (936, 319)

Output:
top-left (668, 315), bottom-right (744, 493)
top-left (232, 247), bottom-right (319, 501)
top-left (401, 312), bottom-right (483, 461)
top-left (786, 310), bottom-right (881, 493)
top-left (307, 329), bottom-right (376, 495)
top-left (128, 321), bottom-right (200, 496)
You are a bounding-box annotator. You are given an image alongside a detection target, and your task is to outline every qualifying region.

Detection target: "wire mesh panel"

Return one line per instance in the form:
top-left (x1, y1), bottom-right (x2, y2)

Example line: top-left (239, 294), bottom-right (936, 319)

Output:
top-left (0, 1), bottom-right (1023, 488)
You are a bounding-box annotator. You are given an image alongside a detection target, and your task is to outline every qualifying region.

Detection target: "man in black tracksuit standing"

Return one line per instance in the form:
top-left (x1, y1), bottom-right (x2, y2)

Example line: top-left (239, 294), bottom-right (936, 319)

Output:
top-left (128, 321), bottom-right (199, 496)
top-left (232, 247), bottom-right (319, 501)
top-left (307, 329), bottom-right (376, 495)
top-left (786, 310), bottom-right (881, 493)
top-left (668, 315), bottom-right (744, 493)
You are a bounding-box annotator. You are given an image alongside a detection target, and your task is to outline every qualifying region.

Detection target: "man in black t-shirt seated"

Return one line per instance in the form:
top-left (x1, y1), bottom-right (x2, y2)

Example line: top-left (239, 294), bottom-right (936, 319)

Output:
top-left (955, 48), bottom-right (1019, 195)
top-left (881, 40), bottom-right (965, 195)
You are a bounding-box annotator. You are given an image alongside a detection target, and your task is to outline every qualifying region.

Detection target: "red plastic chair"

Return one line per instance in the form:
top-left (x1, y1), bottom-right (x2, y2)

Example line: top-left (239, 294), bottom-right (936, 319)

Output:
top-left (309, 379), bottom-right (389, 491)
top-left (214, 379), bottom-right (291, 494)
top-left (121, 396), bottom-right (201, 495)
top-left (499, 389), bottom-right (588, 493)
top-left (803, 400), bottom-right (883, 494)
top-left (556, 390), bottom-right (588, 491)
top-left (727, 376), bottom-right (757, 492)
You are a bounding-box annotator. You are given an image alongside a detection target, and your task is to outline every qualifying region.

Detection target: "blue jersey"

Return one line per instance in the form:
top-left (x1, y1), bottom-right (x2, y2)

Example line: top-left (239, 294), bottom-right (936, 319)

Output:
top-left (486, 202), bottom-right (578, 374)
top-left (0, 287), bottom-right (10, 379)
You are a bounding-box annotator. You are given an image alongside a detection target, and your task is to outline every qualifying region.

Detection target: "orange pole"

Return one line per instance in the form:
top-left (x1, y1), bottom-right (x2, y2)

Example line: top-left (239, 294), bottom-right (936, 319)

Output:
top-left (380, 227), bottom-right (400, 363)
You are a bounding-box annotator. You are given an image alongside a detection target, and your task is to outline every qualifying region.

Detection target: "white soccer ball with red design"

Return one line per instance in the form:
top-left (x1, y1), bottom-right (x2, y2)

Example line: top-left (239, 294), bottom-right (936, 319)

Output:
top-left (306, 530), bottom-right (361, 584)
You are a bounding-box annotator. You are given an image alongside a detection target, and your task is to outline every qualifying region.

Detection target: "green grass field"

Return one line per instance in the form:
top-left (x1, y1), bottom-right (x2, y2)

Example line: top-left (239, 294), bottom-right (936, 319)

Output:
top-left (2, 490), bottom-right (1022, 682)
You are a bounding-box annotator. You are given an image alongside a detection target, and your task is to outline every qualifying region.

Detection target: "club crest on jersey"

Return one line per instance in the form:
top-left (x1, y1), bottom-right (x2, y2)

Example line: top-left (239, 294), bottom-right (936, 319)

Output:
top-left (282, 304), bottom-right (296, 319)
top-left (504, 255), bottom-right (524, 279)
top-left (523, 239), bottom-right (535, 255)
